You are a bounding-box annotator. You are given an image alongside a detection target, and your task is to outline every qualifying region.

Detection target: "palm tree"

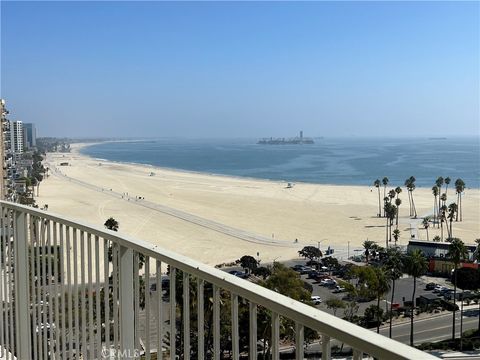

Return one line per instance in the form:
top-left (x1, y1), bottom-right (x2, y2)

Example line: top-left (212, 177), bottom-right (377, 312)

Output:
top-left (440, 205), bottom-right (447, 241)
top-left (422, 217), bottom-right (430, 241)
top-left (394, 186), bottom-right (402, 199)
top-left (384, 203), bottom-right (396, 247)
top-left (395, 198), bottom-right (402, 227)
top-left (445, 177), bottom-right (451, 197)
top-left (447, 203), bottom-right (458, 239)
top-left (404, 250), bottom-right (428, 346)
top-left (440, 193), bottom-right (447, 209)
top-left (405, 176), bottom-right (417, 218)
top-left (384, 248), bottom-right (403, 338)
top-left (373, 267), bottom-right (390, 334)
top-left (455, 179), bottom-right (465, 221)
top-left (432, 235), bottom-right (441, 242)
top-left (393, 229), bottom-right (400, 246)
top-left (447, 238), bottom-right (468, 341)
top-left (104, 217), bottom-right (119, 231)
top-left (382, 177), bottom-right (389, 216)
top-left (405, 178), bottom-right (413, 216)
top-left (436, 177), bottom-right (444, 216)
top-left (432, 185), bottom-right (439, 227)
top-left (374, 179), bottom-right (381, 217)
top-left (363, 240), bottom-right (375, 264)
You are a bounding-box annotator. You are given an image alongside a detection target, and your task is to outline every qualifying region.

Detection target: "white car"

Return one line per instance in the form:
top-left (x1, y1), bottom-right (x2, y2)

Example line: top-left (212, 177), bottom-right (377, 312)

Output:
top-left (311, 296), bottom-right (322, 305)
top-left (320, 279), bottom-right (337, 287)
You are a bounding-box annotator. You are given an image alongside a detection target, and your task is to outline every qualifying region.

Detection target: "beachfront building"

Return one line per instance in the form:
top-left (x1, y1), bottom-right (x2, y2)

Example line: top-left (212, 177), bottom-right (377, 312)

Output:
top-left (23, 122), bottom-right (37, 149)
top-left (10, 120), bottom-right (24, 154)
top-left (0, 99), bottom-right (6, 200)
top-left (0, 201), bottom-right (436, 360)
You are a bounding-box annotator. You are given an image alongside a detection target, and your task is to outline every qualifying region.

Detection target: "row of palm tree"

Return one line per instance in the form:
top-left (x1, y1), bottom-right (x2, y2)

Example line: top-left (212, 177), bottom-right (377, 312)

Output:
top-left (362, 237), bottom-right (474, 346)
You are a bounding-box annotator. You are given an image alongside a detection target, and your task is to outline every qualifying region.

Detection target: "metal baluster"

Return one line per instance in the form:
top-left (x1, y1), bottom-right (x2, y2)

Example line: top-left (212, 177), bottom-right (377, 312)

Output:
top-left (73, 229), bottom-right (79, 359)
top-left (35, 217), bottom-right (43, 360)
top-left (2, 208), bottom-right (9, 360)
top-left (249, 302), bottom-right (257, 360)
top-left (353, 349), bottom-right (363, 360)
top-left (104, 239), bottom-right (110, 355)
top-left (322, 334), bottom-right (331, 360)
top-left (169, 267), bottom-right (176, 360)
top-left (46, 220), bottom-right (54, 358)
top-left (7, 211), bottom-right (15, 359)
top-left (80, 231), bottom-right (87, 358)
top-left (156, 260), bottom-right (163, 359)
top-left (271, 312), bottom-right (280, 360)
top-left (66, 226), bottom-right (73, 359)
top-left (113, 243), bottom-right (119, 353)
top-left (28, 215), bottom-right (37, 360)
top-left (134, 252), bottom-right (140, 357)
top-left (53, 222), bottom-right (60, 357)
top-left (231, 294), bottom-right (239, 360)
top-left (95, 236), bottom-right (101, 358)
top-left (213, 285), bottom-right (220, 360)
top-left (182, 271), bottom-right (189, 360)
top-left (197, 278), bottom-right (204, 360)
top-left (14, 209), bottom-right (32, 359)
top-left (88, 234), bottom-right (95, 358)
top-left (295, 323), bottom-right (304, 360)
top-left (41, 218), bottom-right (48, 360)
top-left (145, 256), bottom-right (151, 360)
top-left (59, 224), bottom-right (67, 360)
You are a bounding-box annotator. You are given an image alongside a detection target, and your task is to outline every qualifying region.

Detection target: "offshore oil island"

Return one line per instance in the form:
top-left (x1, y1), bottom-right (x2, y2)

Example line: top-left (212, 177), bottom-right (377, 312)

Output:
top-left (257, 131), bottom-right (315, 145)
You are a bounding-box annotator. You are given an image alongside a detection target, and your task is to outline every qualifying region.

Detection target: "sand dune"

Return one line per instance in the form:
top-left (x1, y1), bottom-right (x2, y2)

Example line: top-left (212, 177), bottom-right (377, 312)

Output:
top-left (36, 143), bottom-right (480, 266)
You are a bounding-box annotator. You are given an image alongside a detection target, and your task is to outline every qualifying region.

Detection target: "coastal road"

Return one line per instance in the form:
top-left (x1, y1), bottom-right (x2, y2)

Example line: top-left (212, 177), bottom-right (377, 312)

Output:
top-left (46, 160), bottom-right (297, 248)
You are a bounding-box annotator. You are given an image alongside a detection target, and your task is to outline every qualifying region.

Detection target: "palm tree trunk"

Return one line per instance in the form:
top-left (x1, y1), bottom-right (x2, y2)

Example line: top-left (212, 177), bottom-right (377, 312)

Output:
top-left (410, 276), bottom-right (416, 346)
top-left (426, 227), bottom-right (429, 241)
top-left (383, 186), bottom-right (386, 217)
top-left (460, 195), bottom-right (463, 221)
top-left (396, 207), bottom-right (399, 227)
top-left (377, 295), bottom-right (381, 333)
top-left (456, 194), bottom-right (460, 221)
top-left (452, 268), bottom-right (457, 340)
top-left (389, 279), bottom-right (395, 338)
top-left (449, 219), bottom-right (453, 239)
top-left (411, 193), bottom-right (417, 218)
top-left (377, 188), bottom-right (381, 217)
top-left (408, 191), bottom-right (412, 216)
top-left (460, 289), bottom-right (464, 351)
top-left (441, 221), bottom-right (444, 241)
top-left (386, 217), bottom-right (389, 248)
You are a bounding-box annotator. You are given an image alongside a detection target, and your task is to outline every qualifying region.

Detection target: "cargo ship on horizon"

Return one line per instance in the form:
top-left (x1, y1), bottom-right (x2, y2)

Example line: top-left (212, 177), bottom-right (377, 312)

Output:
top-left (257, 131), bottom-right (314, 145)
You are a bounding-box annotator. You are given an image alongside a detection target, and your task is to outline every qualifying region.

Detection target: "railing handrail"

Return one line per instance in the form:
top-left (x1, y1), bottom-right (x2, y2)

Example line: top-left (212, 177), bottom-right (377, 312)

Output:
top-left (1, 201), bottom-right (437, 359)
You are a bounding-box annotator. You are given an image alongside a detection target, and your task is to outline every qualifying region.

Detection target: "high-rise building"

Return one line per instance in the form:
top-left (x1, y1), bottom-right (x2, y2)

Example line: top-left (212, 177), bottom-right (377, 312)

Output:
top-left (10, 120), bottom-right (24, 154)
top-left (23, 123), bottom-right (37, 149)
top-left (0, 99), bottom-right (6, 200)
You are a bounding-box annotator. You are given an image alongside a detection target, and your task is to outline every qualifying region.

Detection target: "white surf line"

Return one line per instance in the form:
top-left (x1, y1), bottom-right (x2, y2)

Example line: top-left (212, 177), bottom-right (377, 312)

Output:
top-left (48, 162), bottom-right (296, 247)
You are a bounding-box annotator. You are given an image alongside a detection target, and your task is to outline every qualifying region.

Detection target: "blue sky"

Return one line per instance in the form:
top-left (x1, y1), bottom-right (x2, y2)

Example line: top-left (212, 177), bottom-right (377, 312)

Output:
top-left (1, 1), bottom-right (478, 138)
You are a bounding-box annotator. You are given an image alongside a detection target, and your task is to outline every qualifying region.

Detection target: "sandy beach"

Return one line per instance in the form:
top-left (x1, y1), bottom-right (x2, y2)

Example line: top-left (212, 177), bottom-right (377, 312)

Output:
top-left (36, 143), bottom-right (480, 266)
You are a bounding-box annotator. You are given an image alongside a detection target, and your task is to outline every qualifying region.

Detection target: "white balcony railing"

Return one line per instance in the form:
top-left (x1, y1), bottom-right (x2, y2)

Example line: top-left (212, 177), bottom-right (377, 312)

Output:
top-left (0, 201), bottom-right (436, 359)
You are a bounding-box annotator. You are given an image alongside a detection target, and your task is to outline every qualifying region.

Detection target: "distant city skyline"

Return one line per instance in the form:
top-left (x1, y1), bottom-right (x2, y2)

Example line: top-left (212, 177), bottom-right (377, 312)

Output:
top-left (1, 1), bottom-right (479, 138)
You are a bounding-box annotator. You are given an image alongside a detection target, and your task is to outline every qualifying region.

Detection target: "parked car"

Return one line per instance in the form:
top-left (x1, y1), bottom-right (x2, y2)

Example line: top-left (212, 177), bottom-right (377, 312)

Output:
top-left (332, 285), bottom-right (346, 293)
top-left (291, 265), bottom-right (312, 274)
top-left (229, 270), bottom-right (248, 279)
top-left (311, 295), bottom-right (322, 305)
top-left (425, 282), bottom-right (436, 291)
top-left (320, 279), bottom-right (337, 287)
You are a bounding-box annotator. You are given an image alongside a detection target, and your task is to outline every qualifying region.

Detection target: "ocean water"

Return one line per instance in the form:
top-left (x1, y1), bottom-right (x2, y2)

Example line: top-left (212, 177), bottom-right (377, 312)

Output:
top-left (81, 137), bottom-right (480, 188)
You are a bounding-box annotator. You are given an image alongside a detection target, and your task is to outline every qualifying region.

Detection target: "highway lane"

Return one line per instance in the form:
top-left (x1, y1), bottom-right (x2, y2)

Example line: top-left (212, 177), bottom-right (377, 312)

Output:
top-left (380, 311), bottom-right (479, 345)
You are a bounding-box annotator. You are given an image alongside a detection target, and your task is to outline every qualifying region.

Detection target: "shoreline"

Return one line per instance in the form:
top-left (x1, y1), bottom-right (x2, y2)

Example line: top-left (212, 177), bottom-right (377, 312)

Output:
top-left (37, 142), bottom-right (480, 266)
